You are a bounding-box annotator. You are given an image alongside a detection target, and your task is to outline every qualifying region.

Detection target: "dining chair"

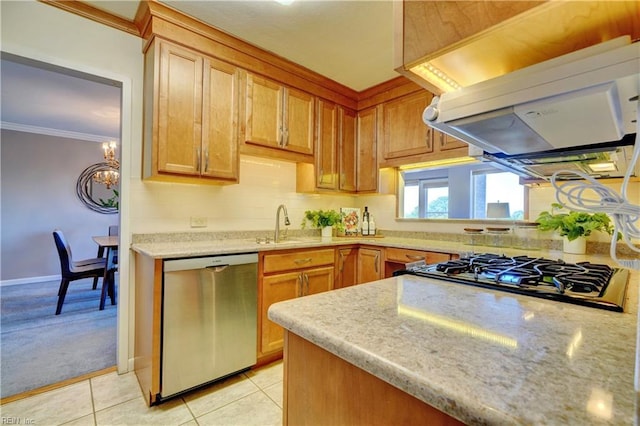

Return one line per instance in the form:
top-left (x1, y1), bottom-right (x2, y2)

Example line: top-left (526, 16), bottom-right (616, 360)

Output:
top-left (52, 229), bottom-right (106, 315)
top-left (93, 225), bottom-right (119, 289)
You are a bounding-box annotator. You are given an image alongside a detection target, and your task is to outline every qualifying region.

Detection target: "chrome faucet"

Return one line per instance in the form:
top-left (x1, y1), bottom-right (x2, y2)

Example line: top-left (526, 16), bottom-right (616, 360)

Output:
top-left (275, 204), bottom-right (291, 243)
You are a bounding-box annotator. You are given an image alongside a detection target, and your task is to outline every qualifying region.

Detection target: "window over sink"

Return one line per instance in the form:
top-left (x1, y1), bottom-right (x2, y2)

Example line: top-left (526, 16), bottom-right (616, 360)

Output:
top-left (398, 162), bottom-right (527, 220)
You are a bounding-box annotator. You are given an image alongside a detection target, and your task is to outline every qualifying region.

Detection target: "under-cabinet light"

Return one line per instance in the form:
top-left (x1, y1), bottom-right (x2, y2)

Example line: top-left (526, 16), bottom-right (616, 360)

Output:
top-left (409, 62), bottom-right (461, 93)
top-left (398, 156), bottom-right (478, 171)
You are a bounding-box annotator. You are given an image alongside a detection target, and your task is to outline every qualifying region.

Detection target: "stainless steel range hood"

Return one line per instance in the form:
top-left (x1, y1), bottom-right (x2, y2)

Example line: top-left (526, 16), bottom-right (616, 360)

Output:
top-left (422, 37), bottom-right (639, 158)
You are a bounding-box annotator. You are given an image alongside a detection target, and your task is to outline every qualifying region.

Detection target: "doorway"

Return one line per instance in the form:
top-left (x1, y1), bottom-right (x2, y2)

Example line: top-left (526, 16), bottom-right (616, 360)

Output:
top-left (0, 53), bottom-right (122, 399)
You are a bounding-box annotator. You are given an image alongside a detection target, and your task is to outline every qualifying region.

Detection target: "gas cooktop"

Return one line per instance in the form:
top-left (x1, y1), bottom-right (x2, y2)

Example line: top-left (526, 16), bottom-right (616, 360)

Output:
top-left (394, 253), bottom-right (629, 312)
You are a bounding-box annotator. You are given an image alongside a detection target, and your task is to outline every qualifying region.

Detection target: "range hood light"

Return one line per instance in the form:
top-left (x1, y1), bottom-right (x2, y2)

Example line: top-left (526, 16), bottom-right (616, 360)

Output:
top-left (409, 62), bottom-right (461, 93)
top-left (587, 162), bottom-right (617, 173)
top-left (398, 156), bottom-right (478, 171)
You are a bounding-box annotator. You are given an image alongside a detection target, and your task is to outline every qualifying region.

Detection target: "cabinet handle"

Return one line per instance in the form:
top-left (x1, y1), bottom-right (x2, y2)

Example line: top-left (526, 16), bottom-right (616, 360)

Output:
top-left (297, 273), bottom-right (303, 297)
top-left (196, 147), bottom-right (201, 172)
top-left (204, 148), bottom-right (209, 173)
top-left (374, 253), bottom-right (379, 273)
top-left (405, 254), bottom-right (424, 260)
top-left (304, 272), bottom-right (310, 295)
top-left (294, 258), bottom-right (312, 265)
top-left (339, 252), bottom-right (345, 272)
top-left (278, 126), bottom-right (284, 146)
top-left (284, 129), bottom-right (289, 146)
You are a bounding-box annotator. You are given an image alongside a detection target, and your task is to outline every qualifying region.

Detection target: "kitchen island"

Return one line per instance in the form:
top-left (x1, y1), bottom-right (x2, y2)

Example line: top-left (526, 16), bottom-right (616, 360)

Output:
top-left (268, 273), bottom-right (638, 425)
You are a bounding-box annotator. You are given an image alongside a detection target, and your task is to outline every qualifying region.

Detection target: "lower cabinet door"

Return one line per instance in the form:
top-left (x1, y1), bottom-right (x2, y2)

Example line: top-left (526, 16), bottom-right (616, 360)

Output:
top-left (260, 271), bottom-right (300, 356)
top-left (357, 248), bottom-right (382, 284)
top-left (303, 266), bottom-right (334, 296)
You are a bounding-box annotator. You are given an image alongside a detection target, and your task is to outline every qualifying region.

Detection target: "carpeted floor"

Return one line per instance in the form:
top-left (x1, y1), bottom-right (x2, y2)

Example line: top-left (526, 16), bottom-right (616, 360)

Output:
top-left (0, 278), bottom-right (116, 398)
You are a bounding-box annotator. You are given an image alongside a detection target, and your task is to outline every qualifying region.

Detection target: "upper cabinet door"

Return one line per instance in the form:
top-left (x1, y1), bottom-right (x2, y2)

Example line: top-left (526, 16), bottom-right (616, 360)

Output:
top-left (157, 41), bottom-right (203, 176)
top-left (201, 58), bottom-right (239, 181)
top-left (315, 99), bottom-right (338, 189)
top-left (283, 87), bottom-right (315, 155)
top-left (356, 106), bottom-right (378, 192)
top-left (382, 91), bottom-right (433, 160)
top-left (245, 74), bottom-right (285, 148)
top-left (339, 107), bottom-right (357, 192)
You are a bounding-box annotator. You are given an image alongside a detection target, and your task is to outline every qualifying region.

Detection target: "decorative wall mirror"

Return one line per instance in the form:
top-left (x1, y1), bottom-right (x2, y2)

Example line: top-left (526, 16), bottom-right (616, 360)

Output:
top-left (76, 162), bottom-right (119, 214)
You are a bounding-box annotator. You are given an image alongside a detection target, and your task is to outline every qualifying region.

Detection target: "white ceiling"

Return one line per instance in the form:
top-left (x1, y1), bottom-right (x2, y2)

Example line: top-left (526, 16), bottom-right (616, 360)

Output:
top-left (1, 0), bottom-right (397, 142)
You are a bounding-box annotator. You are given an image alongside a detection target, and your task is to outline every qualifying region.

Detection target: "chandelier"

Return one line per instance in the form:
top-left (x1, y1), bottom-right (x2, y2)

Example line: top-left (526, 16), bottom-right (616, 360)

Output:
top-left (93, 141), bottom-right (120, 189)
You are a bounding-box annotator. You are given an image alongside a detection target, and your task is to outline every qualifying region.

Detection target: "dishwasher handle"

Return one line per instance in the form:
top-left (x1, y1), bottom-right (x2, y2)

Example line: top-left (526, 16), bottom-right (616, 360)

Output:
top-left (164, 253), bottom-right (258, 272)
top-left (207, 265), bottom-right (229, 273)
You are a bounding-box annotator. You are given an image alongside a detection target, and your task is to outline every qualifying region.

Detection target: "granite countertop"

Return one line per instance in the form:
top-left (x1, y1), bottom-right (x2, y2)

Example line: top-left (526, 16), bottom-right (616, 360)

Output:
top-left (130, 235), bottom-right (473, 259)
top-left (131, 233), bottom-right (601, 262)
top-left (268, 274), bottom-right (638, 425)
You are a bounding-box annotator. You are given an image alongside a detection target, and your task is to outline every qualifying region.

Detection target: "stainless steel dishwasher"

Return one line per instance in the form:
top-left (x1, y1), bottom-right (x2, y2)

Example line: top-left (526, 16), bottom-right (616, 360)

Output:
top-left (161, 253), bottom-right (258, 399)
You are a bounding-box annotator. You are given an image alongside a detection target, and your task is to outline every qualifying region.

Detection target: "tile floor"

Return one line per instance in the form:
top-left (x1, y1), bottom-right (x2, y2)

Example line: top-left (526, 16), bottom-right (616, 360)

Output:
top-left (0, 361), bottom-right (283, 426)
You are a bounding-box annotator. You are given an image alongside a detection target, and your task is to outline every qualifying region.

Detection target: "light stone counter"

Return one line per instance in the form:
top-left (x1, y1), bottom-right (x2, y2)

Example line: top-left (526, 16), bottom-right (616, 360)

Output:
top-left (268, 273), bottom-right (638, 425)
top-left (131, 233), bottom-right (586, 261)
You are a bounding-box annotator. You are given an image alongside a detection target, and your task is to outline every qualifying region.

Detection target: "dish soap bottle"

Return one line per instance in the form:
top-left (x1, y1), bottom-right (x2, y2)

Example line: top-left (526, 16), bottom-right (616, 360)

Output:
top-left (361, 206), bottom-right (369, 236)
top-left (368, 214), bottom-right (376, 236)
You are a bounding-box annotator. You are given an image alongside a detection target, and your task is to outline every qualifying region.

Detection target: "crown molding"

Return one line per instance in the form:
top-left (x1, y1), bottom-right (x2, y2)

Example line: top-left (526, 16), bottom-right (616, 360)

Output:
top-left (1, 121), bottom-right (118, 143)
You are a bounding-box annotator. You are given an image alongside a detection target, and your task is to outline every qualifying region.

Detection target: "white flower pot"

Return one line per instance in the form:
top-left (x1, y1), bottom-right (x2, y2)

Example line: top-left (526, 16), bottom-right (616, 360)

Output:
top-left (321, 226), bottom-right (333, 240)
top-left (563, 237), bottom-right (586, 254)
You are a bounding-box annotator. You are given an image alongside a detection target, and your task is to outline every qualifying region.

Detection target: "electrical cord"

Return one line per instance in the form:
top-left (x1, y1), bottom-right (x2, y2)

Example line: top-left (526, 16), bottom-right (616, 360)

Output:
top-left (550, 103), bottom-right (640, 270)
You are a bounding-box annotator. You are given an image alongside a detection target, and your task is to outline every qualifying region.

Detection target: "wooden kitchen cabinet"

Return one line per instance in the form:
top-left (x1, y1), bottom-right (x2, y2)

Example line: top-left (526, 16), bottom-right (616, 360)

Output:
top-left (339, 107), bottom-right (357, 191)
top-left (296, 103), bottom-right (361, 193)
top-left (356, 107), bottom-right (379, 192)
top-left (259, 248), bottom-right (334, 359)
top-left (143, 38), bottom-right (239, 184)
top-left (383, 91), bottom-right (433, 160)
top-left (244, 73), bottom-right (314, 156)
top-left (357, 247), bottom-right (382, 284)
top-left (284, 332), bottom-right (464, 426)
top-left (335, 246), bottom-right (358, 289)
top-left (315, 99), bottom-right (339, 189)
top-left (380, 90), bottom-right (468, 167)
top-left (384, 247), bottom-right (457, 278)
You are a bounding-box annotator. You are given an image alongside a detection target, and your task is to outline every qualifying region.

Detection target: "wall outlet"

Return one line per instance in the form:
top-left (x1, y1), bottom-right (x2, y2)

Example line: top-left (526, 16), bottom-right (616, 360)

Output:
top-left (190, 216), bottom-right (208, 228)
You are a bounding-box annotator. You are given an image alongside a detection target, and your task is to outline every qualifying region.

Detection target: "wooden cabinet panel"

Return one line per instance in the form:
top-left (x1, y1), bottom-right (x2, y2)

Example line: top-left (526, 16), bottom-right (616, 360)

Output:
top-left (245, 74), bottom-right (284, 148)
top-left (144, 39), bottom-right (240, 184)
top-left (316, 99), bottom-right (338, 189)
top-left (157, 41), bottom-right (203, 176)
top-left (263, 249), bottom-right (335, 274)
top-left (285, 87), bottom-right (315, 155)
top-left (245, 74), bottom-right (314, 156)
top-left (303, 266), bottom-right (334, 296)
top-left (383, 91), bottom-right (433, 160)
top-left (284, 332), bottom-right (464, 426)
top-left (356, 107), bottom-right (378, 192)
top-left (259, 248), bottom-right (335, 359)
top-left (261, 271), bottom-right (300, 355)
top-left (436, 130), bottom-right (468, 151)
top-left (357, 247), bottom-right (382, 284)
top-left (335, 247), bottom-right (358, 289)
top-left (384, 248), bottom-right (456, 277)
top-left (339, 108), bottom-right (357, 192)
top-left (202, 58), bottom-right (239, 180)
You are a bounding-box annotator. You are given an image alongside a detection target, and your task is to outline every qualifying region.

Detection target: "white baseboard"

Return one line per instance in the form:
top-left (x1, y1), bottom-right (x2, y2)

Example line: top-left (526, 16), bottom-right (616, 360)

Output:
top-left (0, 275), bottom-right (61, 287)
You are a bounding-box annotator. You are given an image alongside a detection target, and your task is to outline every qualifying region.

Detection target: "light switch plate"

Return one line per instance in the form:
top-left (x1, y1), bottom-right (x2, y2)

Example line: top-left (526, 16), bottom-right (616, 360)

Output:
top-left (190, 216), bottom-right (208, 228)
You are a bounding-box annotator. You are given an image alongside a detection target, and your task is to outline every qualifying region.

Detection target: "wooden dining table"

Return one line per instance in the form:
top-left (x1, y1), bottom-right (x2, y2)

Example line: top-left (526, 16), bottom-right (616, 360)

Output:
top-left (92, 235), bottom-right (118, 310)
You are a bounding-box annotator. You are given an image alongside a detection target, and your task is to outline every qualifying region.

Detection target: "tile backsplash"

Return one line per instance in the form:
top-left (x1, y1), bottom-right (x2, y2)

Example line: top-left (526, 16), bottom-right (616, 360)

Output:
top-left (130, 155), bottom-right (639, 247)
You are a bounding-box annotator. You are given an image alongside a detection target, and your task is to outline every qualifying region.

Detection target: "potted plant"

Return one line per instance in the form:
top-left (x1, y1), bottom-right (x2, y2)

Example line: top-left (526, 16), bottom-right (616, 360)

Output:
top-left (301, 209), bottom-right (344, 239)
top-left (536, 203), bottom-right (615, 254)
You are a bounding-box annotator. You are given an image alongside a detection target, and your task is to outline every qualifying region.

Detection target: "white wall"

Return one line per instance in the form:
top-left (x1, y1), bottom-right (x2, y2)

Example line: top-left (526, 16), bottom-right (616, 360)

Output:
top-left (0, 130), bottom-right (118, 281)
